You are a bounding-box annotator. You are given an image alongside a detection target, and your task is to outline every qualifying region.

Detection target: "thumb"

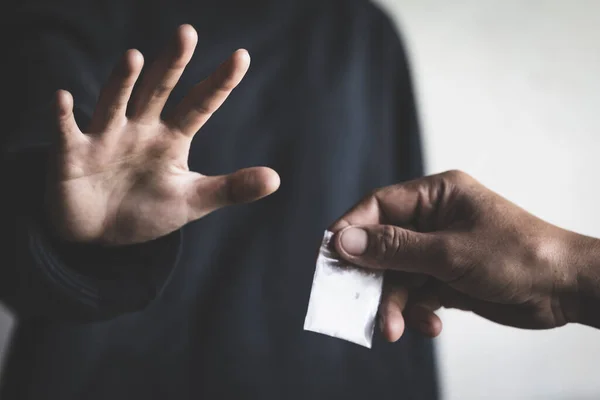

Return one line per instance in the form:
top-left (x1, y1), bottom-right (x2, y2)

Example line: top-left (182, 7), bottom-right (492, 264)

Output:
top-left (333, 225), bottom-right (447, 278)
top-left (187, 166), bottom-right (280, 219)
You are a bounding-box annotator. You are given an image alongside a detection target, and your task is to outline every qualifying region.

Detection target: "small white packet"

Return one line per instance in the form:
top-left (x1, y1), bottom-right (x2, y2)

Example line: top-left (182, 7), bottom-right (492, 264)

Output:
top-left (304, 230), bottom-right (384, 348)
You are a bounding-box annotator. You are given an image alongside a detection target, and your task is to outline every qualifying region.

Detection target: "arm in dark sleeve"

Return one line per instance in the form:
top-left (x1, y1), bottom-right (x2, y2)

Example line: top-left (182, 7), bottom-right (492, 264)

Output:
top-left (0, 2), bottom-right (182, 322)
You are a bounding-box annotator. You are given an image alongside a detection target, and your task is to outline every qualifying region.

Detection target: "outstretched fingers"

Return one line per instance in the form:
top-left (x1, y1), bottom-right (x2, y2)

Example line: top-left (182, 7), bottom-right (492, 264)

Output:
top-left (168, 49), bottom-right (250, 137)
top-left (90, 49), bottom-right (144, 133)
top-left (130, 24), bottom-right (198, 122)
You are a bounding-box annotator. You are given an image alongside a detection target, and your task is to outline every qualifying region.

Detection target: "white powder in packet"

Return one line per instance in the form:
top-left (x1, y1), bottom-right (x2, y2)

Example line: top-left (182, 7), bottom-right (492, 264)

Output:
top-left (303, 230), bottom-right (384, 348)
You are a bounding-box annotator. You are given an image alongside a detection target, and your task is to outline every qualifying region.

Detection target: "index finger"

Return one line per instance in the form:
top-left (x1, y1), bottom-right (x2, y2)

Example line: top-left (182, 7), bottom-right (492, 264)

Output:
top-left (328, 173), bottom-right (445, 233)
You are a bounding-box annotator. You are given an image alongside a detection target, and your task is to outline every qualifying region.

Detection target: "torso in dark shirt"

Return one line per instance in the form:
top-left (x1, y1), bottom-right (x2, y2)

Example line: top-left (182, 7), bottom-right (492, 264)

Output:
top-left (1, 0), bottom-right (437, 398)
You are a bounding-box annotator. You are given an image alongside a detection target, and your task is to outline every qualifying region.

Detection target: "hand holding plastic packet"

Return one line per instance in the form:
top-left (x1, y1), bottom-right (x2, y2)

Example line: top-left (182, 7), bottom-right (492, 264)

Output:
top-left (304, 231), bottom-right (383, 348)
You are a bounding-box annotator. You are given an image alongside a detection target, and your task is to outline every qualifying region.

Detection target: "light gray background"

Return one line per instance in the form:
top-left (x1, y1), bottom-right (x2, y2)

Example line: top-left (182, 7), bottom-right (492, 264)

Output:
top-left (377, 0), bottom-right (600, 399)
top-left (1, 1), bottom-right (599, 399)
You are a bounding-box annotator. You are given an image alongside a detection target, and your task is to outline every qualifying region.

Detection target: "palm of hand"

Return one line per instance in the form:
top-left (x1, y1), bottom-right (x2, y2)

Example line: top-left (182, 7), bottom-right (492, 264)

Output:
top-left (46, 25), bottom-right (279, 245)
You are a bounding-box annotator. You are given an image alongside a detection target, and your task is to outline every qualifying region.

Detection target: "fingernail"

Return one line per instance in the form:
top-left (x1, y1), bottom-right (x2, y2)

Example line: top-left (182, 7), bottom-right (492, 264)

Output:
top-left (340, 228), bottom-right (368, 256)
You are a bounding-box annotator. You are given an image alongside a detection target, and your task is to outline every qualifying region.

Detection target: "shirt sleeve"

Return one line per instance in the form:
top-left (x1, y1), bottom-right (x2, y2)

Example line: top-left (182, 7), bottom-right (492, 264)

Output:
top-left (0, 2), bottom-right (182, 322)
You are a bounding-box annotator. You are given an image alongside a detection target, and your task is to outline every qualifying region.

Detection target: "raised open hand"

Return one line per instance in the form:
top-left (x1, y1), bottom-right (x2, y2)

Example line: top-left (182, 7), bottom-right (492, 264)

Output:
top-left (45, 24), bottom-right (280, 245)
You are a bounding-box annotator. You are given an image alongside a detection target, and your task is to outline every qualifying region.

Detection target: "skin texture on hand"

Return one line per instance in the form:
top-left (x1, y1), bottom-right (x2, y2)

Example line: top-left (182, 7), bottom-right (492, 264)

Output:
top-left (329, 170), bottom-right (588, 342)
top-left (45, 24), bottom-right (280, 246)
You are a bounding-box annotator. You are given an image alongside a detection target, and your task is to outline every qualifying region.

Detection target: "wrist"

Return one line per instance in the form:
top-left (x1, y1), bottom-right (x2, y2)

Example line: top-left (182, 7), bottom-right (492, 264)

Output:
top-left (560, 231), bottom-right (600, 328)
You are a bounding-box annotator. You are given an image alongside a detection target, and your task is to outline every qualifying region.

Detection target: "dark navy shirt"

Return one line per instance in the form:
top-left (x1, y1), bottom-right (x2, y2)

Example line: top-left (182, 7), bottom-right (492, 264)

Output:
top-left (0, 0), bottom-right (438, 398)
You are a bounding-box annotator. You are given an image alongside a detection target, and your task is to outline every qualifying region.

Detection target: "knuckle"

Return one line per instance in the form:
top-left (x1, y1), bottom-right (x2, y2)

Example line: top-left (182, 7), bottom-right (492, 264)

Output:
top-left (361, 191), bottom-right (379, 209)
top-left (369, 185), bottom-right (390, 201)
top-left (193, 101), bottom-right (214, 117)
top-left (373, 225), bottom-right (403, 263)
top-left (368, 188), bottom-right (379, 199)
top-left (208, 72), bottom-right (234, 94)
top-left (443, 169), bottom-right (473, 185)
top-left (370, 186), bottom-right (385, 197)
top-left (155, 82), bottom-right (175, 97)
top-left (214, 66), bottom-right (240, 92)
top-left (170, 56), bottom-right (190, 70)
top-left (219, 77), bottom-right (238, 92)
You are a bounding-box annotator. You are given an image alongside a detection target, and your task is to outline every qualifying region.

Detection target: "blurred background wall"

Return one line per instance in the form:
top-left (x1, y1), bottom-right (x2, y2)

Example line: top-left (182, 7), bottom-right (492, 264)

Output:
top-left (375, 0), bottom-right (600, 399)
top-left (1, 1), bottom-right (599, 399)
